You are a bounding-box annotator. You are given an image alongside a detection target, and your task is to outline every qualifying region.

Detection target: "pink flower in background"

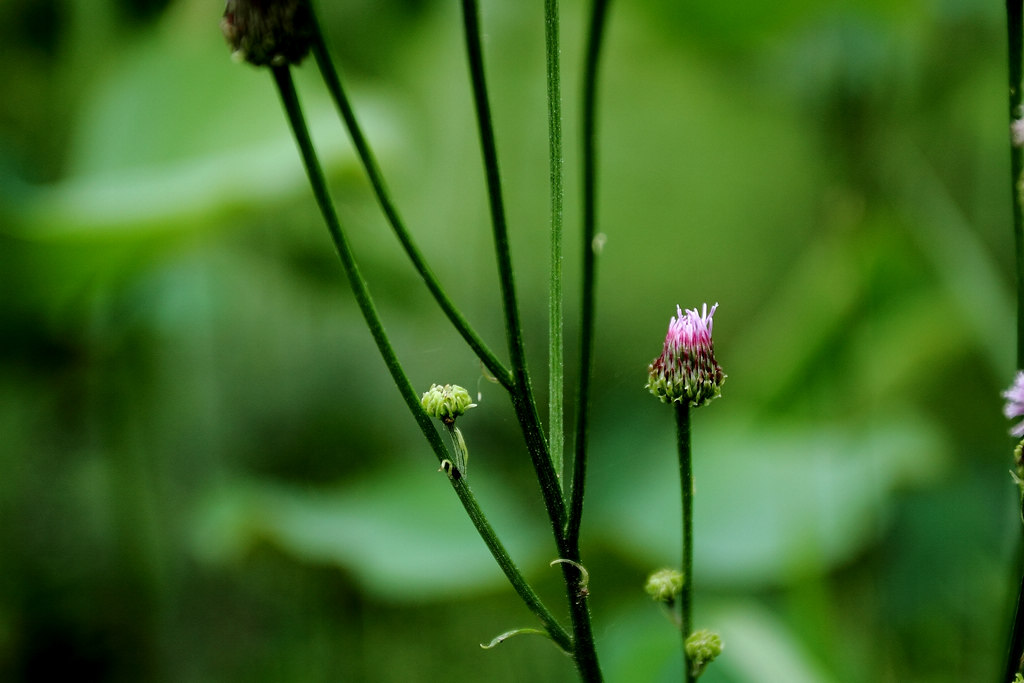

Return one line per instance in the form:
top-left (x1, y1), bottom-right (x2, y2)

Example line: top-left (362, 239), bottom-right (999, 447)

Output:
top-left (1004, 371), bottom-right (1024, 437)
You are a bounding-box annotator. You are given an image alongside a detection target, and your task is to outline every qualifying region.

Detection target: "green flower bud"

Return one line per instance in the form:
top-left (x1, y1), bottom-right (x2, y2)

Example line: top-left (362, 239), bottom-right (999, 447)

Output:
top-left (644, 568), bottom-right (683, 604)
top-left (421, 384), bottom-right (476, 424)
top-left (685, 629), bottom-right (723, 679)
top-left (1016, 440), bottom-right (1024, 480)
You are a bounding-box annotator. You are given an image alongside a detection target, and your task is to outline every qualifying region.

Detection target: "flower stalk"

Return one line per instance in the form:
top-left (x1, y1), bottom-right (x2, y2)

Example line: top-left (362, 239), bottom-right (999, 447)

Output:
top-left (229, 0), bottom-right (617, 677)
top-left (307, 17), bottom-right (513, 391)
top-left (567, 0), bottom-right (611, 551)
top-left (268, 62), bottom-right (570, 652)
top-left (1007, 2), bottom-right (1024, 680)
top-left (676, 402), bottom-right (695, 683)
top-left (545, 0), bottom-right (566, 490)
top-left (648, 303), bottom-right (725, 681)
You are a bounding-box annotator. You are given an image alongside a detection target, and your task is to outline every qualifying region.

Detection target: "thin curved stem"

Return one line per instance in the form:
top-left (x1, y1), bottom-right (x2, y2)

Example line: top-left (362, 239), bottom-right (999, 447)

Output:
top-left (308, 18), bottom-right (513, 391)
top-left (459, 0), bottom-right (567, 534)
top-left (567, 0), bottom-right (610, 549)
top-left (451, 474), bottom-right (572, 652)
top-left (1011, 0), bottom-right (1024, 367)
top-left (1007, 4), bottom-right (1024, 682)
top-left (545, 0), bottom-right (565, 489)
top-left (675, 402), bottom-right (694, 683)
top-left (271, 64), bottom-right (569, 651)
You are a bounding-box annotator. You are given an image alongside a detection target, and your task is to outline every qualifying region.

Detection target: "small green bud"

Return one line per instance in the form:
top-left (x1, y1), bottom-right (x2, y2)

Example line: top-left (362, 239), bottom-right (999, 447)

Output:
top-left (1016, 440), bottom-right (1024, 480)
top-left (644, 568), bottom-right (683, 604)
top-left (421, 384), bottom-right (476, 424)
top-left (685, 629), bottom-right (723, 679)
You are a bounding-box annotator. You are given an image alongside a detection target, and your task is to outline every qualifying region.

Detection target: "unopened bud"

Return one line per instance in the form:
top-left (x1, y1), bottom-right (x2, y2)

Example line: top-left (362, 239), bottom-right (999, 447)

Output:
top-left (685, 629), bottom-right (723, 678)
top-left (221, 0), bottom-right (315, 67)
top-left (644, 568), bottom-right (683, 604)
top-left (421, 384), bottom-right (476, 425)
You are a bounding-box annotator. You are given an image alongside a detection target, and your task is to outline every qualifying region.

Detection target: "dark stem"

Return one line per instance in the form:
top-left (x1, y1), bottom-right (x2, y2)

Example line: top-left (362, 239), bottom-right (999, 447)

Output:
top-left (270, 64), bottom-right (569, 651)
top-left (308, 17), bottom-right (513, 391)
top-left (453, 475), bottom-right (572, 652)
top-left (1011, 0), bottom-right (1024, 366)
top-left (459, 3), bottom-right (602, 678)
top-left (459, 0), bottom-right (567, 535)
top-left (1006, 550), bottom-right (1024, 682)
top-left (1007, 3), bottom-right (1024, 682)
top-left (675, 402), bottom-right (694, 683)
top-left (555, 555), bottom-right (603, 682)
top-left (567, 0), bottom-right (611, 549)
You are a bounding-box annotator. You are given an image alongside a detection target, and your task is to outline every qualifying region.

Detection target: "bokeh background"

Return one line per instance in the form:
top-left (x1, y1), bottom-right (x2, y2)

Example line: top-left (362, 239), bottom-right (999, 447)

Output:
top-left (0, 0), bottom-right (1018, 680)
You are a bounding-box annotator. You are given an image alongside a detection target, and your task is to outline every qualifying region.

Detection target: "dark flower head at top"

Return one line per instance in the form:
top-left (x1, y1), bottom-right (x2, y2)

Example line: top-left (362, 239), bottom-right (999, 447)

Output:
top-left (221, 0), bottom-right (315, 67)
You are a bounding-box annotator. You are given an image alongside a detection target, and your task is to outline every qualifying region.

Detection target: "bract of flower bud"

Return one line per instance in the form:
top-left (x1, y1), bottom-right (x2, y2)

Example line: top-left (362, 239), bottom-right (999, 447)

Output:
top-left (644, 568), bottom-right (683, 604)
top-left (646, 303), bottom-right (725, 407)
top-left (421, 384), bottom-right (476, 424)
top-left (221, 0), bottom-right (315, 67)
top-left (685, 629), bottom-right (723, 678)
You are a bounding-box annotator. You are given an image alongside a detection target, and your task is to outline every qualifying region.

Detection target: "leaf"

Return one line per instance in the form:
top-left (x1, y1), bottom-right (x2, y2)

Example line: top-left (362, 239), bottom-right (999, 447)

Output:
top-left (479, 627), bottom-right (551, 650)
top-left (190, 464), bottom-right (548, 602)
top-left (589, 410), bottom-right (949, 588)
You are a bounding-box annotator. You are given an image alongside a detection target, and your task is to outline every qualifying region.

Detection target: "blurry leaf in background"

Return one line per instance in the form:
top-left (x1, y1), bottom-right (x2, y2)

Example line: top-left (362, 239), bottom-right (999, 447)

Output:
top-left (191, 465), bottom-right (550, 601)
top-left (590, 411), bottom-right (949, 588)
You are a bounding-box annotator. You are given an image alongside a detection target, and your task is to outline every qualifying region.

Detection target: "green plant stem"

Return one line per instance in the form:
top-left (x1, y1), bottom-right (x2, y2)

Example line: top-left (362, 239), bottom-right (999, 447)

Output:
top-left (553, 554), bottom-right (603, 682)
top-left (459, 0), bottom-right (566, 535)
top-left (452, 475), bottom-right (572, 653)
top-left (460, 5), bottom-right (601, 679)
top-left (270, 64), bottom-right (569, 652)
top-left (545, 0), bottom-right (565, 490)
top-left (558, 2), bottom-right (612, 671)
top-left (307, 18), bottom-right (513, 392)
top-left (1008, 4), bottom-right (1024, 682)
top-left (1012, 0), bottom-right (1024, 366)
top-left (567, 0), bottom-right (611, 550)
top-left (675, 402), bottom-right (694, 683)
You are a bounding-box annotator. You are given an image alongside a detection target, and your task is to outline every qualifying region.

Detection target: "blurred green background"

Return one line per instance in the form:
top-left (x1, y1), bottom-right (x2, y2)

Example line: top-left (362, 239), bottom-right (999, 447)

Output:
top-left (0, 0), bottom-right (1018, 680)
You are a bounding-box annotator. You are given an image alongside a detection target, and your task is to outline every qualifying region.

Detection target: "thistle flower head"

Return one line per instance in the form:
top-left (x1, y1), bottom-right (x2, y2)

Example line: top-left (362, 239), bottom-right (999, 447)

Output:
top-left (647, 303), bottom-right (725, 407)
top-left (685, 629), bottom-right (723, 678)
top-left (644, 568), bottom-right (684, 604)
top-left (1004, 371), bottom-right (1024, 437)
top-left (221, 0), bottom-right (315, 67)
top-left (421, 384), bottom-right (476, 425)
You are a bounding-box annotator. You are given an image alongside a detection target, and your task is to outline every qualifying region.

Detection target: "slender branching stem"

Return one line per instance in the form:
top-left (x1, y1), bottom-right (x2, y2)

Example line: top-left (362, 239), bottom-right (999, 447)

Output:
top-left (307, 16), bottom-right (513, 391)
top-left (1007, 4), bottom-right (1024, 682)
top-left (270, 64), bottom-right (569, 651)
top-left (544, 0), bottom-right (566, 489)
top-left (459, 0), bottom-right (567, 535)
top-left (675, 402), bottom-right (694, 683)
top-left (451, 474), bottom-right (572, 653)
top-left (554, 555), bottom-right (603, 682)
top-left (561, 4), bottom-right (612, 676)
top-left (567, 0), bottom-right (611, 550)
top-left (459, 4), bottom-right (604, 678)
top-left (1011, 0), bottom-right (1024, 366)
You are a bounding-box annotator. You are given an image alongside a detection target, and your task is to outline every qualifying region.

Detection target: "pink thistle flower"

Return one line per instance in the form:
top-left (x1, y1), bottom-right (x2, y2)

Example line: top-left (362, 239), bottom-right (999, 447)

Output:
top-left (1004, 371), bottom-right (1024, 438)
top-left (647, 303), bottom-right (726, 407)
